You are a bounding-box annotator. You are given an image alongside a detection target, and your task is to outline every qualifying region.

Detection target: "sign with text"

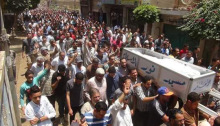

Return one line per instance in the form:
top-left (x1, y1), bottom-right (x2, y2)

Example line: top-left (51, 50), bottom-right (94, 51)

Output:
top-left (122, 51), bottom-right (138, 67)
top-left (138, 58), bottom-right (160, 79)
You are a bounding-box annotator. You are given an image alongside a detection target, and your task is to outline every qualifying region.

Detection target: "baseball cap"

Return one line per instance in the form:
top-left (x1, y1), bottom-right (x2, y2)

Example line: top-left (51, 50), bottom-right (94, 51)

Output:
top-left (158, 86), bottom-right (174, 96)
top-left (76, 57), bottom-right (83, 63)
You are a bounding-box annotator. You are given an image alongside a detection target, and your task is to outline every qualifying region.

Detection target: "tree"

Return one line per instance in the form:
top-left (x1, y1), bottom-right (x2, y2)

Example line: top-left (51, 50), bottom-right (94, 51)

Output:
top-left (133, 4), bottom-right (160, 34)
top-left (179, 0), bottom-right (220, 40)
top-left (4, 0), bottom-right (40, 34)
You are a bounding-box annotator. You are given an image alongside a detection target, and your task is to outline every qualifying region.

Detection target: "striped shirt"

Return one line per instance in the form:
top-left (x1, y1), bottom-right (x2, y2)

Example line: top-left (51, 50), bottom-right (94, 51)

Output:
top-left (134, 85), bottom-right (156, 112)
top-left (84, 110), bottom-right (112, 126)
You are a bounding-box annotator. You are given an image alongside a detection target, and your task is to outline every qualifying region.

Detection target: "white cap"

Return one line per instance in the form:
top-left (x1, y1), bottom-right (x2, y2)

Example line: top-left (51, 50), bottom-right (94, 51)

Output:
top-left (96, 68), bottom-right (105, 75)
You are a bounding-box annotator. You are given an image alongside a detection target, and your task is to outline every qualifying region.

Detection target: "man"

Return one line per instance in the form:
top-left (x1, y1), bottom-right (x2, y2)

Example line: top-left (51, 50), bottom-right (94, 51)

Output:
top-left (20, 64), bottom-right (49, 114)
top-left (39, 47), bottom-right (50, 61)
top-left (169, 48), bottom-right (180, 59)
top-left (108, 79), bottom-right (133, 126)
top-left (128, 67), bottom-right (142, 86)
top-left (192, 47), bottom-right (201, 65)
top-left (64, 32), bottom-right (74, 51)
top-left (179, 44), bottom-right (189, 58)
top-left (68, 56), bottom-right (86, 79)
top-left (66, 72), bottom-right (85, 124)
top-left (148, 86), bottom-right (177, 126)
top-left (103, 55), bottom-right (117, 72)
top-left (86, 58), bottom-right (102, 80)
top-left (38, 60), bottom-right (55, 104)
top-left (181, 51), bottom-right (194, 64)
top-left (48, 38), bottom-right (61, 59)
top-left (85, 68), bottom-right (107, 103)
top-left (154, 34), bottom-right (164, 49)
top-left (22, 32), bottom-right (37, 69)
top-left (57, 35), bottom-right (66, 54)
top-left (168, 108), bottom-right (185, 126)
top-left (25, 85), bottom-right (56, 126)
top-left (39, 36), bottom-right (50, 48)
top-left (133, 76), bottom-right (158, 126)
top-left (181, 92), bottom-right (210, 126)
top-left (51, 51), bottom-right (68, 71)
top-left (84, 101), bottom-right (112, 126)
top-left (81, 88), bottom-right (101, 115)
top-left (105, 66), bottom-right (122, 104)
top-left (96, 48), bottom-right (108, 65)
top-left (30, 56), bottom-right (45, 77)
top-left (208, 58), bottom-right (220, 72)
top-left (118, 58), bottom-right (129, 76)
top-left (51, 64), bottom-right (69, 124)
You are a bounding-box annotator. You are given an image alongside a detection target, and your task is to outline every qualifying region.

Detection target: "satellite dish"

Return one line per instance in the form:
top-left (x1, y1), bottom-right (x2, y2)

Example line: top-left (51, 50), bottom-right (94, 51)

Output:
top-left (181, 0), bottom-right (193, 5)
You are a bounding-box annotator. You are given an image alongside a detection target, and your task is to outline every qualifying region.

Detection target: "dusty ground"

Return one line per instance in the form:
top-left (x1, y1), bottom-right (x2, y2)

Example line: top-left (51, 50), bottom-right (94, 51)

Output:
top-left (10, 32), bottom-right (75, 126)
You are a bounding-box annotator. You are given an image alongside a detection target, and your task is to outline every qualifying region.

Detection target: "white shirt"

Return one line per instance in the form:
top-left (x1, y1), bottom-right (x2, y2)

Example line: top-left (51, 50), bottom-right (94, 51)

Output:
top-left (51, 56), bottom-right (68, 71)
top-left (109, 99), bottom-right (133, 126)
top-left (69, 64), bottom-right (86, 79)
top-left (31, 63), bottom-right (44, 77)
top-left (25, 96), bottom-right (56, 126)
top-left (86, 77), bottom-right (107, 102)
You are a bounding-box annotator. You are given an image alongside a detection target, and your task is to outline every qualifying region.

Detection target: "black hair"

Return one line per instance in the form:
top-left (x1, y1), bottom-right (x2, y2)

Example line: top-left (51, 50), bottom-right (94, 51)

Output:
top-left (58, 64), bottom-right (66, 72)
top-left (142, 75), bottom-right (153, 83)
top-left (212, 58), bottom-right (219, 62)
top-left (187, 92), bottom-right (200, 103)
top-left (168, 108), bottom-right (183, 121)
top-left (108, 66), bottom-right (116, 73)
top-left (214, 116), bottom-right (220, 126)
top-left (75, 72), bottom-right (84, 80)
top-left (92, 58), bottom-right (99, 64)
top-left (119, 76), bottom-right (131, 91)
top-left (95, 101), bottom-right (108, 112)
top-left (30, 85), bottom-right (40, 95)
top-left (128, 66), bottom-right (136, 73)
top-left (25, 70), bottom-right (34, 78)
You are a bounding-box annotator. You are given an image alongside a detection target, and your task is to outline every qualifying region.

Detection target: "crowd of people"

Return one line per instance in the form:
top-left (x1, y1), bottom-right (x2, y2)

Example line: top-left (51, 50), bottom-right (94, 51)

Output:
top-left (19, 8), bottom-right (220, 126)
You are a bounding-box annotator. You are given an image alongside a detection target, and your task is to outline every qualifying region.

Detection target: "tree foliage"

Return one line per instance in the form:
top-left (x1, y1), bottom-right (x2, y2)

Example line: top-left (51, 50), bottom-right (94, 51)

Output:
top-left (4, 0), bottom-right (40, 14)
top-left (133, 4), bottom-right (160, 24)
top-left (179, 0), bottom-right (220, 40)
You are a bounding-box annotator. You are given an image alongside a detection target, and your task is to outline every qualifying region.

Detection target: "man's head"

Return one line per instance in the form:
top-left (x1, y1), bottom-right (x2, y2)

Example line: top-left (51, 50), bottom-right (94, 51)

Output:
top-left (97, 48), bottom-right (104, 56)
top-left (168, 109), bottom-right (185, 126)
top-left (25, 70), bottom-right (34, 83)
top-left (94, 101), bottom-right (108, 119)
top-left (186, 92), bottom-right (200, 110)
top-left (214, 116), bottom-right (220, 126)
top-left (95, 68), bottom-right (105, 82)
top-left (108, 55), bottom-right (115, 65)
top-left (142, 76), bottom-right (153, 89)
top-left (186, 51), bottom-right (192, 59)
top-left (41, 46), bottom-right (48, 56)
top-left (158, 86), bottom-right (174, 103)
top-left (27, 32), bottom-right (32, 39)
top-left (50, 39), bottom-right (56, 46)
top-left (183, 44), bottom-right (189, 50)
top-left (44, 60), bottom-right (51, 69)
top-left (42, 36), bottom-right (47, 43)
top-left (89, 88), bottom-right (101, 105)
top-left (59, 52), bottom-right (65, 61)
top-left (128, 66), bottom-right (138, 80)
top-left (193, 47), bottom-right (200, 54)
top-left (75, 72), bottom-right (84, 84)
top-left (215, 73), bottom-right (220, 83)
top-left (120, 58), bottom-right (127, 68)
top-left (76, 57), bottom-right (83, 67)
top-left (72, 41), bottom-right (78, 49)
top-left (58, 64), bottom-right (66, 76)
top-left (30, 85), bottom-right (41, 105)
top-left (108, 66), bottom-right (116, 77)
top-left (36, 56), bottom-right (44, 67)
top-left (92, 58), bottom-right (99, 69)
top-left (173, 48), bottom-right (180, 57)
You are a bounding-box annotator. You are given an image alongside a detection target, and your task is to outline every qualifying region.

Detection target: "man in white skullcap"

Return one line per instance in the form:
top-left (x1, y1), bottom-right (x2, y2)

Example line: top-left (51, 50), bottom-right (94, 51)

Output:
top-left (85, 68), bottom-right (107, 103)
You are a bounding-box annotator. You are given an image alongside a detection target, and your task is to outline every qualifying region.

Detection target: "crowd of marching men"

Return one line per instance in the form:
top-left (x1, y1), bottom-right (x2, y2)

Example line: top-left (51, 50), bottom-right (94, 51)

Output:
top-left (19, 8), bottom-right (220, 126)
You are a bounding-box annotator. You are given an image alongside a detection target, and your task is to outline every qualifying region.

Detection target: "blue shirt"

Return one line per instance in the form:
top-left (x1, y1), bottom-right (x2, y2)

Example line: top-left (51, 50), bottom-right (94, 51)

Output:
top-left (84, 110), bottom-right (112, 126)
top-left (105, 72), bottom-right (122, 100)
